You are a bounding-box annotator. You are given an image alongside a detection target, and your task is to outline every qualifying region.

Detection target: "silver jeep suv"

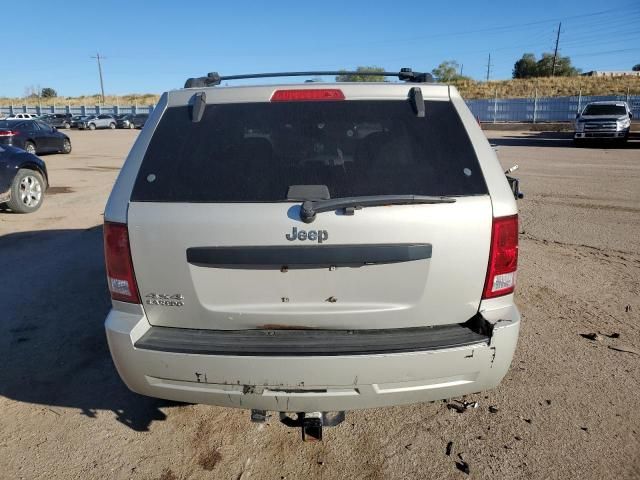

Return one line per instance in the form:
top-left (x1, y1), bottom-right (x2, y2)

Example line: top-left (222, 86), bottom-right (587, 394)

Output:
top-left (104, 69), bottom-right (521, 439)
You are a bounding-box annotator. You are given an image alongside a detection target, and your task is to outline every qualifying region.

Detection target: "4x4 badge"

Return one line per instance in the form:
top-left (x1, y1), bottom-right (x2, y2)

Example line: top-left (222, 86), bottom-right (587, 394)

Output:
top-left (286, 226), bottom-right (328, 243)
top-left (145, 293), bottom-right (184, 307)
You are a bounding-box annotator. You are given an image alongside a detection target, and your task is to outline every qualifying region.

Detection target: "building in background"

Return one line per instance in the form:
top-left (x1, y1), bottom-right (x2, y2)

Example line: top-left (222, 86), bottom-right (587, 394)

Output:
top-left (581, 71), bottom-right (640, 77)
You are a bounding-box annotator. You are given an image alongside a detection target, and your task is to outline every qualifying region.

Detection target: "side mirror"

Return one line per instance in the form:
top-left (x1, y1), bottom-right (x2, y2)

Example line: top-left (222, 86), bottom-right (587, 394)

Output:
top-left (629, 112), bottom-right (633, 119)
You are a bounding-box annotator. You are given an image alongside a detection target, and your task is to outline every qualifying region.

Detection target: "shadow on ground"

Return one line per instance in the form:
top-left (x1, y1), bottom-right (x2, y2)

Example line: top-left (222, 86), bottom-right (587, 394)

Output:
top-left (489, 130), bottom-right (640, 149)
top-left (0, 226), bottom-right (180, 431)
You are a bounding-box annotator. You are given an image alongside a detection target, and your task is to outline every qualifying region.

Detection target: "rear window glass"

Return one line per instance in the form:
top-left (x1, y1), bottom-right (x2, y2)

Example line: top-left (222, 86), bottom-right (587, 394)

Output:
top-left (131, 100), bottom-right (487, 202)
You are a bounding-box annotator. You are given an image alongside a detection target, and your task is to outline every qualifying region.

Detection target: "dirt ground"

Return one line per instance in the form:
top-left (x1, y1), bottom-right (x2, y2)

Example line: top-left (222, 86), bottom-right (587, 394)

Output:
top-left (1, 129), bottom-right (639, 480)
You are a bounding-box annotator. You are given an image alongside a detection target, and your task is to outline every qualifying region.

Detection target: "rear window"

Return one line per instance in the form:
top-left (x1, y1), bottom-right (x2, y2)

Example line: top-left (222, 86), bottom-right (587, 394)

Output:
top-left (131, 100), bottom-right (487, 202)
top-left (582, 104), bottom-right (627, 116)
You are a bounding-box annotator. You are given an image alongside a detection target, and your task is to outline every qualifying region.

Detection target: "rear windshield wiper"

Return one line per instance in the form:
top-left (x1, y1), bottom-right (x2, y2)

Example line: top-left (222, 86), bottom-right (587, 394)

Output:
top-left (300, 195), bottom-right (456, 223)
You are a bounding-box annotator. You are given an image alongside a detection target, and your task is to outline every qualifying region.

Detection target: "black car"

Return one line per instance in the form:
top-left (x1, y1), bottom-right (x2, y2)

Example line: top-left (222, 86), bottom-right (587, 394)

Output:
top-left (0, 144), bottom-right (48, 213)
top-left (116, 113), bottom-right (148, 129)
top-left (41, 113), bottom-right (73, 129)
top-left (116, 113), bottom-right (136, 129)
top-left (70, 115), bottom-right (91, 128)
top-left (132, 113), bottom-right (149, 128)
top-left (0, 120), bottom-right (72, 155)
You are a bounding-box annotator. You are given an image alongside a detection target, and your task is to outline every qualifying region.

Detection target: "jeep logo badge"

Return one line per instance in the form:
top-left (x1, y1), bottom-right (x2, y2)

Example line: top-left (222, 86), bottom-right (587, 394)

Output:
top-left (286, 226), bottom-right (328, 243)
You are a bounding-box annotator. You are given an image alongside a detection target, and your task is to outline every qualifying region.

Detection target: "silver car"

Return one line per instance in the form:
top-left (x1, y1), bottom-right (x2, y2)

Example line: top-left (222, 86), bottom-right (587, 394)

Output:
top-left (78, 114), bottom-right (116, 130)
top-left (104, 69), bottom-right (521, 440)
top-left (574, 101), bottom-right (633, 145)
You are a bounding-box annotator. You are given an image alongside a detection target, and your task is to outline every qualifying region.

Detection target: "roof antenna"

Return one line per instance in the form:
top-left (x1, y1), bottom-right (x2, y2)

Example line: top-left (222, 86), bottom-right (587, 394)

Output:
top-left (409, 87), bottom-right (425, 117)
top-left (191, 91), bottom-right (206, 123)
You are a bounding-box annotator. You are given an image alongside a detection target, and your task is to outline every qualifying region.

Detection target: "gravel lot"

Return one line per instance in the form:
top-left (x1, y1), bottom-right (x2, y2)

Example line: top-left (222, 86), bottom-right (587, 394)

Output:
top-left (1, 129), bottom-right (639, 479)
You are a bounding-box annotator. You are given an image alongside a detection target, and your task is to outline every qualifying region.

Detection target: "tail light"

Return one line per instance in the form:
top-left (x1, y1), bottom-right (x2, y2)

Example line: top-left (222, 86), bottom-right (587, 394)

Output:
top-left (482, 215), bottom-right (518, 299)
top-left (0, 130), bottom-right (17, 137)
top-left (104, 222), bottom-right (140, 303)
top-left (271, 89), bottom-right (345, 102)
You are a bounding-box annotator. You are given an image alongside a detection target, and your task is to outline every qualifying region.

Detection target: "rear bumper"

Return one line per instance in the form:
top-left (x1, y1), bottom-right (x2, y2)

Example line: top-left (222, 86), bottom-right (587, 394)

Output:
top-left (105, 301), bottom-right (520, 412)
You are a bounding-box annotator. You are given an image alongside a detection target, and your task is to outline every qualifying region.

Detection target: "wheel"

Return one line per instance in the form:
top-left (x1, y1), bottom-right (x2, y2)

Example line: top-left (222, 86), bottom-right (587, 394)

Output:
top-left (23, 141), bottom-right (36, 155)
top-left (63, 122), bottom-right (70, 129)
top-left (109, 122), bottom-right (116, 129)
top-left (7, 169), bottom-right (45, 213)
top-left (129, 122), bottom-right (135, 129)
top-left (60, 138), bottom-right (72, 154)
top-left (89, 123), bottom-right (96, 130)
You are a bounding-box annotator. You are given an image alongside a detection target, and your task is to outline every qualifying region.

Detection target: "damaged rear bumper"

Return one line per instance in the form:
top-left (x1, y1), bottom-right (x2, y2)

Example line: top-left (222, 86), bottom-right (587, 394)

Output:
top-left (105, 298), bottom-right (520, 412)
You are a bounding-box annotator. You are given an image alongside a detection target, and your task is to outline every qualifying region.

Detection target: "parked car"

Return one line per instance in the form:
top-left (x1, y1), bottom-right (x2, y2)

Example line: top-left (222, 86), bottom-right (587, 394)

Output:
top-left (77, 114), bottom-right (116, 130)
top-left (116, 113), bottom-right (149, 129)
top-left (574, 101), bottom-right (633, 145)
top-left (132, 113), bottom-right (149, 128)
top-left (116, 114), bottom-right (136, 129)
top-left (0, 144), bottom-right (48, 213)
top-left (41, 113), bottom-right (73, 129)
top-left (104, 69), bottom-right (521, 440)
top-left (0, 120), bottom-right (72, 155)
top-left (5, 113), bottom-right (39, 120)
top-left (70, 115), bottom-right (90, 128)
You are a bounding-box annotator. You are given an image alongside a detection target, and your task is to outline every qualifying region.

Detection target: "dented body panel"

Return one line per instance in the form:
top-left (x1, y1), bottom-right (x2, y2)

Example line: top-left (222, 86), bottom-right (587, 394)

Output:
top-left (105, 297), bottom-right (519, 412)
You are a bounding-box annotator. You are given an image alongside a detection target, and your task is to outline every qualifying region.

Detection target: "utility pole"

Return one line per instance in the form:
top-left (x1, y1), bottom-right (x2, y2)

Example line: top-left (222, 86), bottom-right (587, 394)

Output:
top-left (486, 54), bottom-right (490, 81)
top-left (551, 22), bottom-right (562, 77)
top-left (459, 63), bottom-right (464, 77)
top-left (91, 52), bottom-right (106, 104)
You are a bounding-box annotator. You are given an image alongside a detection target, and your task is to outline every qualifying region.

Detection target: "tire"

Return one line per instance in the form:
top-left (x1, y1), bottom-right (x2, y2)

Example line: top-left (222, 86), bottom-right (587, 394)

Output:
top-left (24, 141), bottom-right (36, 155)
top-left (63, 122), bottom-right (70, 129)
top-left (109, 122), bottom-right (116, 129)
top-left (129, 122), bottom-right (135, 129)
top-left (7, 169), bottom-right (45, 213)
top-left (89, 123), bottom-right (96, 131)
top-left (60, 138), bottom-right (72, 154)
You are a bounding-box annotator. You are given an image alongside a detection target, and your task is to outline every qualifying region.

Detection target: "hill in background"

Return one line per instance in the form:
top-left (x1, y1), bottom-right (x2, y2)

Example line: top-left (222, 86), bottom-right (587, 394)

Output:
top-left (454, 75), bottom-right (640, 99)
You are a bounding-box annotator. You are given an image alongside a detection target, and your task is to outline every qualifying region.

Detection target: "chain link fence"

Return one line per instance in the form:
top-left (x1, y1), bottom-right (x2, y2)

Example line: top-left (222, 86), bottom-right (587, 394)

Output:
top-left (0, 104), bottom-right (154, 117)
top-left (466, 94), bottom-right (640, 123)
top-left (2, 94), bottom-right (639, 123)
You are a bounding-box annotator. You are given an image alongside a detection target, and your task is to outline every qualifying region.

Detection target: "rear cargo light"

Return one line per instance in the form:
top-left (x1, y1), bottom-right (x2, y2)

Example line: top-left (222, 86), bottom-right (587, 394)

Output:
top-left (482, 215), bottom-right (518, 299)
top-left (270, 89), bottom-right (345, 102)
top-left (0, 130), bottom-right (17, 137)
top-left (104, 221), bottom-right (140, 303)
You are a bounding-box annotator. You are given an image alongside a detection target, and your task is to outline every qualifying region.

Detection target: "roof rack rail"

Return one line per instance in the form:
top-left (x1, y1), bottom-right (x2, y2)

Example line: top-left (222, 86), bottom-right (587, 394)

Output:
top-left (184, 68), bottom-right (433, 88)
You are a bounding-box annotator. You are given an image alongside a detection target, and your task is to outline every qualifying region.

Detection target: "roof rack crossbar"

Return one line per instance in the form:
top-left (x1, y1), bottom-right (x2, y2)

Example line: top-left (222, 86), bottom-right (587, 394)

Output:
top-left (184, 68), bottom-right (433, 88)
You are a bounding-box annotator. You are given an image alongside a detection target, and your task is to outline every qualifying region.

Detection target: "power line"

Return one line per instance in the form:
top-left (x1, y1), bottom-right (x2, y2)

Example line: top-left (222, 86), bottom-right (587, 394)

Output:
top-left (570, 47), bottom-right (640, 58)
top-left (90, 52), bottom-right (106, 103)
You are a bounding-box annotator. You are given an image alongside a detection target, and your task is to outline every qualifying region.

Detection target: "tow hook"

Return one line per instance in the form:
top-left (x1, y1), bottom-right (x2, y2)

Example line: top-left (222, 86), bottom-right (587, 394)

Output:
top-left (252, 410), bottom-right (346, 441)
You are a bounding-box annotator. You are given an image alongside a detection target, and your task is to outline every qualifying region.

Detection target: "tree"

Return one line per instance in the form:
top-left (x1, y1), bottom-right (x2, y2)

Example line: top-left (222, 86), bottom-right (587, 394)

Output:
top-left (431, 61), bottom-right (461, 82)
top-left (512, 53), bottom-right (580, 78)
top-left (41, 87), bottom-right (57, 98)
top-left (633, 64), bottom-right (640, 72)
top-left (513, 53), bottom-right (538, 79)
top-left (335, 66), bottom-right (385, 82)
top-left (24, 85), bottom-right (41, 98)
top-left (536, 53), bottom-right (579, 77)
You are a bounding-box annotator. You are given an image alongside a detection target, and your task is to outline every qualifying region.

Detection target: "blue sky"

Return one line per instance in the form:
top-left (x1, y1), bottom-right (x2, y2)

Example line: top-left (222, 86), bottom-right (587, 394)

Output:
top-left (2, 0), bottom-right (639, 97)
